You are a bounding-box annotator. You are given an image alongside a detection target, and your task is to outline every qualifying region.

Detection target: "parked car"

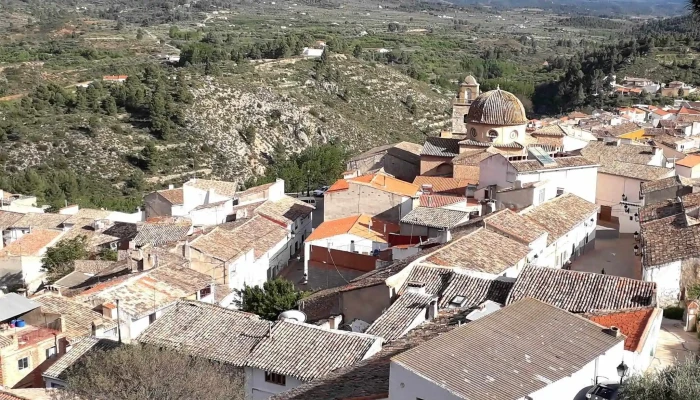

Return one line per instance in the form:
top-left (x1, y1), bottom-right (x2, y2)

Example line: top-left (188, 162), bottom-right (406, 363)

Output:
top-left (586, 384), bottom-right (619, 400)
top-left (299, 197), bottom-right (316, 206)
top-left (312, 186), bottom-right (329, 197)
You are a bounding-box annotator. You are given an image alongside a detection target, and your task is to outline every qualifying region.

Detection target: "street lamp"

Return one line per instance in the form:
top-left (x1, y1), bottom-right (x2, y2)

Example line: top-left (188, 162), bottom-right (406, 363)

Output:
top-left (306, 169), bottom-right (311, 197)
top-left (633, 244), bottom-right (639, 256)
top-left (616, 361), bottom-right (629, 385)
top-left (633, 231), bottom-right (639, 241)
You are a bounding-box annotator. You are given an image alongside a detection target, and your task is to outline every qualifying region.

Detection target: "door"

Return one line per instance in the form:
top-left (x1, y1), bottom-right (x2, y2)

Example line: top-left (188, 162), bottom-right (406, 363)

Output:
top-left (599, 205), bottom-right (612, 222)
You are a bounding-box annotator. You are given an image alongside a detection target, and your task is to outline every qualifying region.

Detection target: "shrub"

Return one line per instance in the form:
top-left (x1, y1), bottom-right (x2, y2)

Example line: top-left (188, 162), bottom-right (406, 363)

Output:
top-left (663, 306), bottom-right (684, 320)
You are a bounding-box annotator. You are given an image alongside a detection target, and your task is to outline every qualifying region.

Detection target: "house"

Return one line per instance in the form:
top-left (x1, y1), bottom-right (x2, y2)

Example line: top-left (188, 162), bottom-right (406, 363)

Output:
top-left (419, 137), bottom-right (462, 176)
top-left (399, 207), bottom-right (472, 241)
top-left (0, 192), bottom-right (40, 214)
top-left (623, 76), bottom-right (654, 88)
top-left (640, 175), bottom-right (694, 207)
top-left (303, 214), bottom-right (399, 275)
top-left (639, 193), bottom-right (700, 306)
top-left (477, 151), bottom-right (599, 205)
top-left (0, 229), bottom-right (65, 292)
top-left (592, 122), bottom-right (646, 140)
top-left (301, 47), bottom-right (324, 58)
top-left (529, 124), bottom-right (591, 152)
top-left (244, 320), bottom-right (382, 399)
top-left (580, 140), bottom-right (673, 233)
top-left (324, 173), bottom-right (419, 222)
top-left (586, 307), bottom-right (663, 374)
top-left (388, 298), bottom-right (626, 400)
top-left (520, 193), bottom-right (599, 268)
top-left (48, 260), bottom-right (119, 295)
top-left (618, 107), bottom-right (647, 123)
top-left (345, 142), bottom-right (423, 182)
top-left (32, 293), bottom-right (117, 341)
top-left (4, 214), bottom-right (69, 244)
top-left (42, 337), bottom-right (119, 389)
top-left (0, 294), bottom-right (68, 389)
top-left (676, 155), bottom-right (700, 178)
top-left (102, 75), bottom-right (128, 83)
top-left (74, 264), bottom-right (213, 341)
top-left (507, 265), bottom-right (657, 312)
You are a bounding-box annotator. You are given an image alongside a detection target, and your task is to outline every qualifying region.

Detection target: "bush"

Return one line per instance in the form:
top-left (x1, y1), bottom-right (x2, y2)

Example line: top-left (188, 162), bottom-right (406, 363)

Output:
top-left (663, 306), bottom-right (684, 320)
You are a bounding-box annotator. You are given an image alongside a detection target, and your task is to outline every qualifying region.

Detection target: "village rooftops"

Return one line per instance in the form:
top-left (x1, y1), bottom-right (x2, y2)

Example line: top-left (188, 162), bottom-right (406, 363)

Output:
top-left (189, 214), bottom-right (288, 261)
top-left (183, 178), bottom-right (239, 198)
top-left (640, 175), bottom-right (689, 195)
top-left (0, 211), bottom-right (24, 230)
top-left (137, 300), bottom-right (271, 366)
top-left (365, 291), bottom-right (437, 341)
top-left (677, 155), bottom-right (700, 168)
top-left (484, 208), bottom-right (548, 245)
top-left (326, 173), bottom-right (420, 197)
top-left (63, 209), bottom-right (112, 225)
top-left (418, 194), bottom-right (470, 208)
top-left (270, 307), bottom-right (471, 400)
top-left (245, 320), bottom-right (382, 382)
top-left (413, 176), bottom-right (474, 194)
top-left (33, 294), bottom-right (117, 340)
top-left (507, 265), bottom-right (656, 313)
top-left (420, 137), bottom-right (461, 158)
top-left (640, 213), bottom-right (700, 266)
top-left (43, 337), bottom-right (120, 381)
top-left (508, 155), bottom-right (598, 173)
top-left (0, 229), bottom-right (63, 257)
top-left (76, 265), bottom-right (211, 319)
top-left (585, 307), bottom-right (660, 352)
top-left (400, 207), bottom-right (470, 230)
top-left (425, 228), bottom-right (531, 275)
top-left (531, 124), bottom-right (567, 137)
top-left (391, 298), bottom-right (625, 400)
top-left (593, 122), bottom-right (642, 138)
top-left (306, 214), bottom-right (399, 243)
top-left (255, 195), bottom-right (314, 226)
top-left (133, 222), bottom-right (191, 247)
top-left (597, 160), bottom-right (673, 181)
top-left (521, 193), bottom-right (599, 245)
top-left (10, 213), bottom-right (69, 229)
top-left (156, 188), bottom-right (184, 205)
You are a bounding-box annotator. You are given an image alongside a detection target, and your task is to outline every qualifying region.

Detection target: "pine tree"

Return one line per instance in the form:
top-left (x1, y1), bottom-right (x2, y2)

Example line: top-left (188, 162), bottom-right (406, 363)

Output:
top-left (237, 279), bottom-right (306, 321)
top-left (104, 96), bottom-right (118, 116)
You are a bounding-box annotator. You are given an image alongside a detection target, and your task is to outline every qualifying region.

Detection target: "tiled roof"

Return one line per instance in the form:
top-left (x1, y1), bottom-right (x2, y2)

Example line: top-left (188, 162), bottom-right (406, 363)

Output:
top-left (640, 175), bottom-right (685, 195)
top-left (52, 271), bottom-right (92, 288)
top-left (677, 155), bottom-right (700, 168)
top-left (157, 188), bottom-right (184, 205)
top-left (426, 228), bottom-right (531, 275)
top-left (392, 298), bottom-right (624, 400)
top-left (420, 137), bottom-right (461, 157)
top-left (326, 178), bottom-right (350, 192)
top-left (465, 89), bottom-right (528, 126)
top-left (43, 337), bottom-right (120, 380)
top-left (0, 211), bottom-right (25, 230)
top-left (640, 213), bottom-right (700, 266)
top-left (328, 174), bottom-right (420, 198)
top-left (11, 213), bottom-right (69, 229)
top-left (398, 265), bottom-right (454, 296)
top-left (510, 155), bottom-right (598, 173)
top-left (63, 209), bottom-right (112, 225)
top-left (190, 215), bottom-right (288, 261)
top-left (418, 194), bottom-right (466, 208)
top-left (532, 124), bottom-right (566, 137)
top-left (0, 229), bottom-right (62, 257)
top-left (507, 265), bottom-right (656, 312)
top-left (191, 200), bottom-right (230, 211)
top-left (412, 176), bottom-right (473, 194)
top-left (73, 260), bottom-right (117, 275)
top-left (451, 148), bottom-right (492, 165)
top-left (586, 307), bottom-right (657, 352)
top-left (245, 321), bottom-right (381, 381)
top-left (60, 226), bottom-right (120, 250)
top-left (580, 140), bottom-right (657, 166)
top-left (365, 292), bottom-right (436, 340)
top-left (133, 223), bottom-right (190, 247)
top-left (0, 392), bottom-right (30, 400)
top-left (438, 271), bottom-right (514, 308)
top-left (400, 207), bottom-right (469, 229)
top-left (78, 265), bottom-right (211, 318)
top-left (0, 336), bottom-right (13, 349)
top-left (593, 122), bottom-right (642, 137)
top-left (270, 308), bottom-right (470, 400)
top-left (184, 179), bottom-right (239, 198)
top-left (639, 199), bottom-right (684, 223)
top-left (137, 300), bottom-right (271, 366)
top-left (457, 139), bottom-right (523, 149)
top-left (598, 160), bottom-right (673, 181)
top-left (256, 196), bottom-right (314, 225)
top-left (522, 193), bottom-right (599, 245)
top-left (307, 214), bottom-right (399, 243)
top-left (484, 208), bottom-right (547, 244)
top-left (237, 182), bottom-right (276, 198)
top-left (34, 294), bottom-right (117, 340)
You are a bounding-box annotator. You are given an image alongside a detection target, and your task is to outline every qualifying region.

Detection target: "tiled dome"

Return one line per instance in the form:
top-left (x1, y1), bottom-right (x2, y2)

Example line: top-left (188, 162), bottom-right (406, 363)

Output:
top-left (466, 88), bottom-right (528, 126)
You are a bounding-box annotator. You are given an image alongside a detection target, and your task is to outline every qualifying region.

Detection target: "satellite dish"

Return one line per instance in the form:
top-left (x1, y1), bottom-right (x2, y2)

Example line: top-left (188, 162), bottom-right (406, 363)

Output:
top-left (278, 310), bottom-right (307, 323)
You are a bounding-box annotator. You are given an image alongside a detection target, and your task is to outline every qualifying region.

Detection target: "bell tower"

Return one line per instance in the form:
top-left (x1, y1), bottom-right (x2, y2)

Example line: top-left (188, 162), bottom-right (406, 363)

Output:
top-left (452, 75), bottom-right (480, 135)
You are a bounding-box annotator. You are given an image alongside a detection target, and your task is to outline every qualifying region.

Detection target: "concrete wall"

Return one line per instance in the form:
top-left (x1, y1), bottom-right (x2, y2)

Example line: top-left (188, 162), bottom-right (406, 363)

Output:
top-left (341, 284), bottom-right (393, 324)
top-left (598, 173), bottom-right (655, 233)
top-left (624, 309), bottom-right (663, 374)
top-left (677, 164), bottom-right (700, 179)
top-left (0, 256), bottom-right (45, 292)
top-left (384, 152), bottom-right (420, 183)
top-left (516, 166), bottom-right (598, 205)
top-left (144, 192), bottom-right (173, 219)
top-left (389, 362), bottom-right (463, 400)
top-left (550, 212), bottom-right (598, 268)
top-left (478, 154), bottom-right (517, 194)
top-left (420, 155), bottom-right (454, 176)
top-left (464, 123), bottom-right (527, 145)
top-left (644, 261), bottom-right (681, 307)
top-left (324, 184), bottom-right (412, 222)
top-left (1, 335), bottom-right (66, 388)
top-left (245, 367), bottom-right (305, 400)
top-left (189, 200), bottom-right (233, 226)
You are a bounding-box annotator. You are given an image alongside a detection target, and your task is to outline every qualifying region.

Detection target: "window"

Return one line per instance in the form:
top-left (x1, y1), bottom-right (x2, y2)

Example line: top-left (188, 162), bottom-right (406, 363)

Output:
top-left (510, 130), bottom-right (518, 139)
top-left (556, 187), bottom-right (564, 196)
top-left (488, 130), bottom-right (499, 140)
top-left (470, 127), bottom-right (477, 137)
top-left (149, 313), bottom-right (157, 324)
top-left (265, 371), bottom-right (286, 386)
top-left (199, 286), bottom-right (212, 299)
top-left (17, 357), bottom-right (29, 370)
top-left (46, 346), bottom-right (57, 359)
top-left (538, 189), bottom-right (545, 204)
top-left (463, 114), bottom-right (469, 123)
top-left (449, 295), bottom-right (466, 308)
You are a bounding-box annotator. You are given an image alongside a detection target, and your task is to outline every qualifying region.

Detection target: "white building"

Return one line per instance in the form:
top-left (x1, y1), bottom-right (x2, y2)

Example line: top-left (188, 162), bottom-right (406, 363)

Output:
top-left (477, 151), bottom-right (599, 206)
top-left (0, 229), bottom-right (65, 291)
top-left (388, 298), bottom-right (626, 400)
top-left (580, 140), bottom-right (673, 233)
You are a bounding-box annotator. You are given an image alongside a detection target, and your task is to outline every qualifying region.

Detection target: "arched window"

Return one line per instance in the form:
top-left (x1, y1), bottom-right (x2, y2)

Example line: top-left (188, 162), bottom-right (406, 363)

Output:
top-left (487, 130), bottom-right (499, 141)
top-left (463, 114), bottom-right (469, 123)
top-left (466, 89), bottom-right (472, 101)
top-left (470, 128), bottom-right (477, 138)
top-left (510, 130), bottom-right (518, 140)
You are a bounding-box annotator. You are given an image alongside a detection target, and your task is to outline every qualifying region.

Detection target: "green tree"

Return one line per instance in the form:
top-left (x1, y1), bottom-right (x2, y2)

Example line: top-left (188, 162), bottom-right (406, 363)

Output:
top-left (692, 0), bottom-right (700, 17)
top-left (42, 236), bottom-right (89, 283)
top-left (56, 344), bottom-right (244, 400)
top-left (136, 29), bottom-right (144, 40)
top-left (116, 19), bottom-right (125, 31)
top-left (98, 248), bottom-right (118, 261)
top-left (352, 44), bottom-right (362, 58)
top-left (140, 142), bottom-right (158, 171)
top-left (619, 358), bottom-right (700, 399)
top-left (237, 279), bottom-right (306, 321)
top-left (104, 96), bottom-right (118, 116)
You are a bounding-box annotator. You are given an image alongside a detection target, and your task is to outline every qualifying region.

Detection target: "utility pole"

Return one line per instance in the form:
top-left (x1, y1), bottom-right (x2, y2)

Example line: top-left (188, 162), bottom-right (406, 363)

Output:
top-left (116, 299), bottom-right (122, 344)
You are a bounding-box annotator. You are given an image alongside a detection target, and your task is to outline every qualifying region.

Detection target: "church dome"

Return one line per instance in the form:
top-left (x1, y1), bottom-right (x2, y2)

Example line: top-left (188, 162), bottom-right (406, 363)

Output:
top-left (465, 88), bottom-right (528, 126)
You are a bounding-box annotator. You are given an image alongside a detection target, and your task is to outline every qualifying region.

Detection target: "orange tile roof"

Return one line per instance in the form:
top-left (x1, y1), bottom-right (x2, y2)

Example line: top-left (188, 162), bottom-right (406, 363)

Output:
top-left (0, 229), bottom-right (62, 257)
top-left (677, 155), bottom-right (700, 168)
top-left (103, 75), bottom-right (128, 80)
top-left (327, 174), bottom-right (419, 197)
top-left (678, 107), bottom-right (700, 115)
top-left (158, 188), bottom-right (184, 205)
top-left (413, 176), bottom-right (474, 195)
top-left (306, 214), bottom-right (399, 243)
top-left (587, 308), bottom-right (656, 352)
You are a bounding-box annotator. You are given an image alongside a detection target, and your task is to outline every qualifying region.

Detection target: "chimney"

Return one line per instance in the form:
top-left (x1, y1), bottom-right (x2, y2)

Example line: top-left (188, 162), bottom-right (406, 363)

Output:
top-left (440, 130), bottom-right (452, 139)
top-left (605, 326), bottom-right (621, 337)
top-left (405, 281), bottom-right (426, 295)
top-left (421, 184), bottom-right (433, 195)
top-left (350, 240), bottom-right (355, 253)
top-left (327, 315), bottom-right (342, 330)
top-left (102, 303), bottom-right (117, 319)
top-left (168, 184), bottom-right (175, 190)
top-left (427, 299), bottom-right (438, 321)
top-left (92, 319), bottom-right (105, 337)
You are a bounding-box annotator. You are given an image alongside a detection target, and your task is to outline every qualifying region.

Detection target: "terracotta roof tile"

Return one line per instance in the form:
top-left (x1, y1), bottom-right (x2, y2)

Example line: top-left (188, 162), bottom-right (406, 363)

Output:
top-left (640, 213), bottom-right (700, 266)
top-left (158, 188), bottom-right (184, 205)
top-left (43, 338), bottom-right (120, 380)
top-left (11, 213), bottom-right (69, 229)
top-left (256, 196), bottom-right (314, 226)
top-left (677, 155), bottom-right (700, 168)
top-left (413, 176), bottom-right (473, 194)
top-left (365, 292), bottom-right (436, 340)
top-left (522, 193), bottom-right (599, 245)
top-left (0, 229), bottom-right (62, 257)
top-left (190, 215), bottom-right (288, 261)
top-left (327, 174), bottom-right (419, 198)
top-left (307, 214), bottom-right (399, 243)
top-left (420, 137), bottom-right (461, 157)
top-left (484, 208), bottom-right (547, 244)
top-left (418, 194), bottom-right (467, 208)
top-left (509, 155), bottom-right (597, 173)
top-left (184, 179), bottom-right (239, 198)
top-left (33, 294), bottom-right (117, 340)
top-left (400, 207), bottom-right (470, 229)
top-left (586, 308), bottom-right (657, 352)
